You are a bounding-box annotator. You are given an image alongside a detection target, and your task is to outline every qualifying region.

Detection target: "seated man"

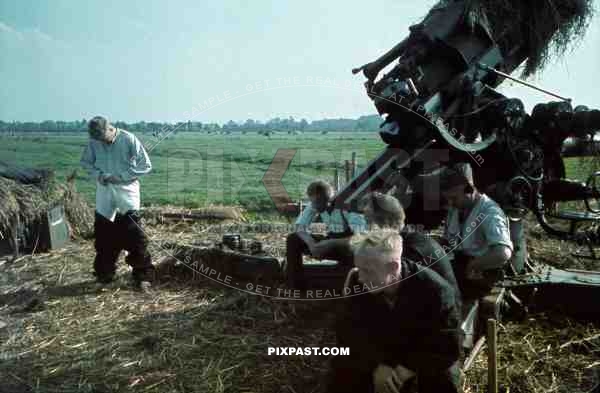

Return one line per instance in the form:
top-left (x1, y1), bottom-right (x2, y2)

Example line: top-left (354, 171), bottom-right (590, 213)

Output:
top-left (440, 163), bottom-right (513, 298)
top-left (360, 191), bottom-right (460, 297)
top-left (328, 231), bottom-right (462, 393)
top-left (286, 180), bottom-right (367, 289)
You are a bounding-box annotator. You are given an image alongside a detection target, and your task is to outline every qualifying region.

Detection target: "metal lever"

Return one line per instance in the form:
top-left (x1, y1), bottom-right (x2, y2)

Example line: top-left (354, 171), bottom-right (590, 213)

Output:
top-left (478, 63), bottom-right (572, 102)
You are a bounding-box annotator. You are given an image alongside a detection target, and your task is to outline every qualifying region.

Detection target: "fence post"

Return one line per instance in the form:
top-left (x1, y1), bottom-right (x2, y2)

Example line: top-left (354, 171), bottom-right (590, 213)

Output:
top-left (334, 166), bottom-right (340, 193)
top-left (487, 318), bottom-right (498, 393)
top-left (345, 160), bottom-right (351, 184)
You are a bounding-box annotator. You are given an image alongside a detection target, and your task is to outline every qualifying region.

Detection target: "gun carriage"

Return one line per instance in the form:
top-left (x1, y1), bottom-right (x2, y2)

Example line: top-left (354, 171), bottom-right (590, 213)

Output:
top-left (325, 0), bottom-right (600, 356)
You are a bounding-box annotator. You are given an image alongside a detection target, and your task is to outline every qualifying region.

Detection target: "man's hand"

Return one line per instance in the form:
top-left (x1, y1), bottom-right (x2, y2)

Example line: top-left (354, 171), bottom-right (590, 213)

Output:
top-left (98, 173), bottom-right (109, 186)
top-left (373, 364), bottom-right (416, 393)
top-left (464, 258), bottom-right (478, 279)
top-left (393, 364), bottom-right (416, 385)
top-left (99, 174), bottom-right (121, 185)
top-left (105, 174), bottom-right (121, 184)
top-left (466, 245), bottom-right (511, 279)
top-left (465, 261), bottom-right (485, 280)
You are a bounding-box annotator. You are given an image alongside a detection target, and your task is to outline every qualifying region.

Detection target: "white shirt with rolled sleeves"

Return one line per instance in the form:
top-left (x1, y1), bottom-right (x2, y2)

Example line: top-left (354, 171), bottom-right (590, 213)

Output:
top-left (294, 203), bottom-right (367, 235)
top-left (444, 194), bottom-right (513, 257)
top-left (80, 128), bottom-right (152, 222)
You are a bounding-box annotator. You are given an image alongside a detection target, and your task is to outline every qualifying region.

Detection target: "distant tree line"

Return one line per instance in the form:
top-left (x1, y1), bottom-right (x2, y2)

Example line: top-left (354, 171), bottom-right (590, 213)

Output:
top-left (0, 115), bottom-right (382, 134)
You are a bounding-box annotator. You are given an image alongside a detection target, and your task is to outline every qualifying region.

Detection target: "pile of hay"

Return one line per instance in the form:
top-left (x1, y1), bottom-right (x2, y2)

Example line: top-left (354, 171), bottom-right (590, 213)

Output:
top-left (0, 173), bottom-right (94, 244)
top-left (142, 205), bottom-right (247, 225)
top-left (4, 214), bottom-right (600, 392)
top-left (464, 313), bottom-right (600, 392)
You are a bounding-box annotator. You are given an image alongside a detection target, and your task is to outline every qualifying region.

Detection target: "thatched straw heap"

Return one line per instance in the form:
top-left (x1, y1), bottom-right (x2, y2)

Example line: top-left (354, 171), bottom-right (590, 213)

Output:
top-left (0, 170), bottom-right (94, 244)
top-left (463, 0), bottom-right (595, 76)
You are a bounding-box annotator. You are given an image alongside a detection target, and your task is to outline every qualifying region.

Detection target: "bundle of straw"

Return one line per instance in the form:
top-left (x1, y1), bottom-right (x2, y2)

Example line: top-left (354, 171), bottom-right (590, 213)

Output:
top-left (463, 0), bottom-right (594, 76)
top-left (0, 174), bottom-right (94, 246)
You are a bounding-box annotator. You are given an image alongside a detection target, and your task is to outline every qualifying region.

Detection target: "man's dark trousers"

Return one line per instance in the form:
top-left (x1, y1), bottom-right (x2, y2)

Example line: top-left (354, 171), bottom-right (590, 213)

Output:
top-left (451, 251), bottom-right (504, 299)
top-left (94, 211), bottom-right (154, 283)
top-left (285, 233), bottom-right (353, 289)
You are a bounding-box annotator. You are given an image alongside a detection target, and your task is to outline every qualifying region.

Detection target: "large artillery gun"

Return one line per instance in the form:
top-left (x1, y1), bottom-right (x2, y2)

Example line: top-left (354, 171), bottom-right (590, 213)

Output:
top-left (325, 0), bottom-right (600, 356)
top-left (338, 0), bottom-right (600, 237)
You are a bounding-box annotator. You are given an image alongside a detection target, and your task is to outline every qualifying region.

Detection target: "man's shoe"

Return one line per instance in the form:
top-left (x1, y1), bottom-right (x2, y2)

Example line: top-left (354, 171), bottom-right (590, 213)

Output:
top-left (137, 280), bottom-right (152, 293)
top-left (95, 275), bottom-right (115, 284)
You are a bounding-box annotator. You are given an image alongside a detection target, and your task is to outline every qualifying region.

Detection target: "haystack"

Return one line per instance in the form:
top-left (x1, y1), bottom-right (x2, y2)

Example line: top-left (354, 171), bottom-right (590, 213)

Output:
top-left (0, 166), bottom-right (94, 246)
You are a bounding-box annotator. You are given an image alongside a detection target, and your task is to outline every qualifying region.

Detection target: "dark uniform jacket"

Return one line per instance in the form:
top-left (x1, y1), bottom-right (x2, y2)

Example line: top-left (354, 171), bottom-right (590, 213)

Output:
top-left (402, 231), bottom-right (460, 298)
top-left (329, 259), bottom-right (462, 393)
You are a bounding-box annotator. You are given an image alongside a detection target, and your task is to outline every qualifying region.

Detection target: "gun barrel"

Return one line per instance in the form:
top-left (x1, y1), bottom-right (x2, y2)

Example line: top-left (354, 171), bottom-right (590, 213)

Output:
top-left (357, 37), bottom-right (410, 80)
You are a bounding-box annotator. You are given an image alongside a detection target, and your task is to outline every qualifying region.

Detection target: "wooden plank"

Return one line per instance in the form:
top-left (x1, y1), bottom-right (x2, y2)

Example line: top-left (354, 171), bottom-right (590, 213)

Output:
top-left (462, 336), bottom-right (486, 371)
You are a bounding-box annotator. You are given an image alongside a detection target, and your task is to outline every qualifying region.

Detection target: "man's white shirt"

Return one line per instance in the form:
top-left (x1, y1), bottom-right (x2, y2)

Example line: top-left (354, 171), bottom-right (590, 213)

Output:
top-left (80, 128), bottom-right (152, 221)
top-left (294, 203), bottom-right (367, 234)
top-left (444, 194), bottom-right (513, 257)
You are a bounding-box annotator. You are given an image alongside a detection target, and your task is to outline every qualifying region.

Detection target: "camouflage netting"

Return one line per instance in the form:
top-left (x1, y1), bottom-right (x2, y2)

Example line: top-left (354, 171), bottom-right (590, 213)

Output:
top-left (464, 0), bottom-right (595, 76)
top-left (430, 0), bottom-right (595, 77)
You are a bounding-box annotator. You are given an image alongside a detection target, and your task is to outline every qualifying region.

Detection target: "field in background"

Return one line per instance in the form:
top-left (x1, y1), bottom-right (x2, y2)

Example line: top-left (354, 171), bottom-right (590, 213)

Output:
top-left (1, 131), bottom-right (599, 213)
top-left (0, 131), bottom-right (385, 212)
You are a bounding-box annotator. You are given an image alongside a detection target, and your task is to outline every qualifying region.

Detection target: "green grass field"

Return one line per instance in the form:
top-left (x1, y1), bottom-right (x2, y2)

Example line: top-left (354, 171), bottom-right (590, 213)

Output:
top-left (2, 131), bottom-right (599, 213)
top-left (0, 131), bottom-right (385, 212)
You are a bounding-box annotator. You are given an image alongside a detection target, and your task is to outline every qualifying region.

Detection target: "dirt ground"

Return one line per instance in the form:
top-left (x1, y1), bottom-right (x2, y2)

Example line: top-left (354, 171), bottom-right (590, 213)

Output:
top-left (1, 215), bottom-right (600, 392)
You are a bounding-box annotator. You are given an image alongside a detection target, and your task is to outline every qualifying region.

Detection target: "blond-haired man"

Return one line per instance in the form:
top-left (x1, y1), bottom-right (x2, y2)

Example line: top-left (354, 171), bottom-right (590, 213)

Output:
top-left (328, 231), bottom-right (462, 393)
top-left (359, 191), bottom-right (460, 297)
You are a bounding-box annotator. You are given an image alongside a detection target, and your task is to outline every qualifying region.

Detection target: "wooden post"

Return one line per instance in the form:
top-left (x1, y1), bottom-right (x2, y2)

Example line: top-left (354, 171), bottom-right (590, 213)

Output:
top-left (351, 152), bottom-right (357, 178)
top-left (487, 318), bottom-right (498, 393)
top-left (334, 167), bottom-right (340, 193)
top-left (344, 160), bottom-right (351, 184)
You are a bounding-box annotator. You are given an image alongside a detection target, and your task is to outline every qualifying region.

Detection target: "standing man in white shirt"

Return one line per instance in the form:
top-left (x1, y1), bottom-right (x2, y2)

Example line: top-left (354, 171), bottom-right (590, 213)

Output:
top-left (286, 180), bottom-right (367, 289)
top-left (80, 116), bottom-right (155, 290)
top-left (440, 163), bottom-right (513, 298)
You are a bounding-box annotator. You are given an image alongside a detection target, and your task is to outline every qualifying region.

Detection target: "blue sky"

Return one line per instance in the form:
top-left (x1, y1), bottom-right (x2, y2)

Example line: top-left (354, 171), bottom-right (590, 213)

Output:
top-left (1, 0), bottom-right (599, 123)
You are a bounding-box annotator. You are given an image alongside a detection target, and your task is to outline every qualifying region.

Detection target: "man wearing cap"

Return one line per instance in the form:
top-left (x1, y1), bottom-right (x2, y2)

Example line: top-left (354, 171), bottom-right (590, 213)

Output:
top-left (80, 116), bottom-right (155, 290)
top-left (440, 162), bottom-right (513, 298)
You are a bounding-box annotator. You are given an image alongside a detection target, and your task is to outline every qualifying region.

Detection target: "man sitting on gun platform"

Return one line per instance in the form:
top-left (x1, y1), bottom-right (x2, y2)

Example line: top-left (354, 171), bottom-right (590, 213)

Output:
top-left (360, 191), bottom-right (460, 297)
top-left (286, 180), bottom-right (367, 290)
top-left (440, 162), bottom-right (513, 298)
top-left (327, 230), bottom-right (463, 393)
